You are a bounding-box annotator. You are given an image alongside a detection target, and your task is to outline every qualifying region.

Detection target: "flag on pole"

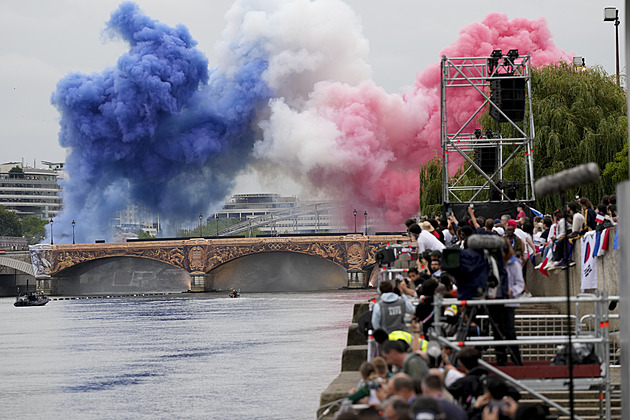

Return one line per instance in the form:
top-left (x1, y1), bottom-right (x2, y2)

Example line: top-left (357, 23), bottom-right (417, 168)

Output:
top-left (529, 207), bottom-right (543, 218)
top-left (595, 213), bottom-right (605, 224)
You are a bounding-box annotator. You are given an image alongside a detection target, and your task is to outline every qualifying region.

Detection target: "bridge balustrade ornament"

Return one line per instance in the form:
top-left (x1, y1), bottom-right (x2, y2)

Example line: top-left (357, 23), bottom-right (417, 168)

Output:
top-left (29, 234), bottom-right (407, 277)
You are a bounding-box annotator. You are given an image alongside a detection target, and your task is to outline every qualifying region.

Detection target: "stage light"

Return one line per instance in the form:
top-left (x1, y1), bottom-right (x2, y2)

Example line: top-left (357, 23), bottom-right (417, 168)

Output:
top-left (474, 129), bottom-right (482, 139)
top-left (485, 129), bottom-right (493, 139)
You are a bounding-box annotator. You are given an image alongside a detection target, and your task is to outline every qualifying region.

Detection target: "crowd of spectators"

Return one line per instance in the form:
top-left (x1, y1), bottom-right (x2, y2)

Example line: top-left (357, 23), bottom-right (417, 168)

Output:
top-left (336, 194), bottom-right (616, 420)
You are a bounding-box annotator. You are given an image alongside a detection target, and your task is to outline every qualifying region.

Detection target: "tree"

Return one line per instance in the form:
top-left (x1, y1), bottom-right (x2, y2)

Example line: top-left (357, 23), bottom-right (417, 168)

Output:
top-left (489, 62), bottom-right (627, 212)
top-left (0, 205), bottom-right (22, 236)
top-left (137, 230), bottom-right (155, 239)
top-left (21, 216), bottom-right (47, 245)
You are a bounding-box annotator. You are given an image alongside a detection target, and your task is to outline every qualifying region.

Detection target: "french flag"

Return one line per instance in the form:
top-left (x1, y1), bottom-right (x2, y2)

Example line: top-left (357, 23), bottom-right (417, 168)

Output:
top-left (538, 247), bottom-right (552, 277)
top-left (596, 213), bottom-right (605, 224)
top-left (530, 207), bottom-right (543, 218)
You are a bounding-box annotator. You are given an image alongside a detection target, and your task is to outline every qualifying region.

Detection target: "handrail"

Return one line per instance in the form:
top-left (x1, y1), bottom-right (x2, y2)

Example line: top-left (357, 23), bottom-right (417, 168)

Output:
top-left (316, 397), bottom-right (346, 420)
top-left (431, 334), bottom-right (582, 420)
top-left (430, 291), bottom-right (613, 420)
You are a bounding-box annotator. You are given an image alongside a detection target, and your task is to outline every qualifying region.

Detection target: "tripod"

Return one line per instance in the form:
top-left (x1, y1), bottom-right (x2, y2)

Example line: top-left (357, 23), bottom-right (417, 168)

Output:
top-left (451, 291), bottom-right (522, 366)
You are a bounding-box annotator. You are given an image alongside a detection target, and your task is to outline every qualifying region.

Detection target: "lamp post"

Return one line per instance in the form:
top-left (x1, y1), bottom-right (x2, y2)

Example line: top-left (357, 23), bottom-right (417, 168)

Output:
top-left (215, 214), bottom-right (219, 237)
top-left (72, 220), bottom-right (75, 244)
top-left (604, 7), bottom-right (620, 86)
top-left (364, 211), bottom-right (368, 235)
top-left (50, 217), bottom-right (53, 245)
top-left (353, 209), bottom-right (357, 233)
top-left (199, 213), bottom-right (203, 237)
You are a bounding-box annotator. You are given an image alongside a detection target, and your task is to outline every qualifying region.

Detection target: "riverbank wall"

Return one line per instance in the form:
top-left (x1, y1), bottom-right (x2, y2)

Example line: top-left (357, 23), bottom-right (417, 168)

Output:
top-left (318, 301), bottom-right (370, 418)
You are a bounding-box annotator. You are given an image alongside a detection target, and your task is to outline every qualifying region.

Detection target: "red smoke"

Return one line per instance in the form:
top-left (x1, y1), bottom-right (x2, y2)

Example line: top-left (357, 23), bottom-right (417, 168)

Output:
top-left (298, 13), bottom-right (572, 229)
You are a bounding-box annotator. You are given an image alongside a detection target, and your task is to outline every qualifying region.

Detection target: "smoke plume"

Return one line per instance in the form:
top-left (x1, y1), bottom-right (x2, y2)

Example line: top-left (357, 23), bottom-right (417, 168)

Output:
top-left (49, 1), bottom-right (571, 242)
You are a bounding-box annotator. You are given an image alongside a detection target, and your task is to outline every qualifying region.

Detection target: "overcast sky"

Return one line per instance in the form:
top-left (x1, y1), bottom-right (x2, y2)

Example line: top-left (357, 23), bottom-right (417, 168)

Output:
top-left (1, 0), bottom-right (625, 178)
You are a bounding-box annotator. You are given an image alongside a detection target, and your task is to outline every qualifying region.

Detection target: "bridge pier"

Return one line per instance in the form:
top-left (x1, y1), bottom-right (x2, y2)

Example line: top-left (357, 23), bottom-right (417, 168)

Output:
top-left (346, 269), bottom-right (368, 289)
top-left (36, 277), bottom-right (53, 295)
top-left (189, 272), bottom-right (209, 292)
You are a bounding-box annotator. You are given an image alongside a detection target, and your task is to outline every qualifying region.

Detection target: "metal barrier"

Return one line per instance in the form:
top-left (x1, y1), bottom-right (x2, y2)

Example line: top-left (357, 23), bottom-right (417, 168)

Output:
top-left (431, 293), bottom-right (614, 420)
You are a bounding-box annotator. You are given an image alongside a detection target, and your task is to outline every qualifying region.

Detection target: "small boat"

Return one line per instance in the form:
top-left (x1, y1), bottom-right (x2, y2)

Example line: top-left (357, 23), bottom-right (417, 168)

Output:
top-left (228, 289), bottom-right (240, 298)
top-left (14, 291), bottom-right (50, 307)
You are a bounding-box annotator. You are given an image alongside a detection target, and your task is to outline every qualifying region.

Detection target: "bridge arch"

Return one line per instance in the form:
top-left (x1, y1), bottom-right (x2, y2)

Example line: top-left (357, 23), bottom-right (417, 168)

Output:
top-left (0, 256), bottom-right (34, 276)
top-left (206, 251), bottom-right (349, 292)
top-left (52, 256), bottom-right (191, 295)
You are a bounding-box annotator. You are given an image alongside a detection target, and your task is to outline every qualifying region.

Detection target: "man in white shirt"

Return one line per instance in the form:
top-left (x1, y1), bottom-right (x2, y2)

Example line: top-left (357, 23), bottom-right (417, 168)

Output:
top-left (409, 222), bottom-right (445, 254)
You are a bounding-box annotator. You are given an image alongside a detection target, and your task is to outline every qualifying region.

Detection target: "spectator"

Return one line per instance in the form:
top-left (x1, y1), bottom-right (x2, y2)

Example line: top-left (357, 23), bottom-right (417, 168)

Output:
top-left (381, 396), bottom-right (411, 420)
top-left (567, 201), bottom-right (585, 236)
top-left (492, 219), bottom-right (505, 236)
top-left (428, 219), bottom-right (444, 244)
top-left (410, 221), bottom-right (446, 253)
top-left (421, 373), bottom-right (468, 420)
top-left (469, 376), bottom-right (520, 420)
top-left (347, 361), bottom-right (381, 404)
top-left (447, 347), bottom-right (488, 409)
top-left (429, 253), bottom-right (442, 278)
top-left (516, 204), bottom-right (526, 222)
top-left (372, 280), bottom-right (415, 334)
top-left (532, 222), bottom-right (544, 249)
top-left (380, 339), bottom-right (430, 381)
top-left (439, 218), bottom-right (453, 246)
top-left (409, 396), bottom-right (444, 420)
top-left (579, 197), bottom-right (597, 231)
top-left (415, 278), bottom-right (440, 334)
top-left (387, 373), bottom-right (417, 404)
top-left (505, 223), bottom-right (524, 259)
top-left (515, 221), bottom-right (535, 264)
top-left (539, 217), bottom-right (552, 243)
top-left (371, 356), bottom-right (392, 379)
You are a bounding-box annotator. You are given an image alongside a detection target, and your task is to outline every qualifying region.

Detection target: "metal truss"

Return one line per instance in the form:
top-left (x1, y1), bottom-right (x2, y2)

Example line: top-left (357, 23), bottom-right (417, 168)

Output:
top-left (440, 53), bottom-right (536, 205)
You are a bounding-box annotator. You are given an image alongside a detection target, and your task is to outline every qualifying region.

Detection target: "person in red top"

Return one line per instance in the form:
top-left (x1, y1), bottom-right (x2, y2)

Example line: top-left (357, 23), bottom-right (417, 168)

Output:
top-left (516, 204), bottom-right (526, 222)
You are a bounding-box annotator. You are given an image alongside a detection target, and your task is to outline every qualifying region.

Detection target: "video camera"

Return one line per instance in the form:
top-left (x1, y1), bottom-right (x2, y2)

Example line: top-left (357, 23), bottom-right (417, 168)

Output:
top-left (440, 235), bottom-right (507, 300)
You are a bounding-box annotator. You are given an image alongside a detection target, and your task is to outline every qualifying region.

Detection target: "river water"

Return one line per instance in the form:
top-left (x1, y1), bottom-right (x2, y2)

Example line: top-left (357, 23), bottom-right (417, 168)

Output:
top-left (1, 290), bottom-right (374, 419)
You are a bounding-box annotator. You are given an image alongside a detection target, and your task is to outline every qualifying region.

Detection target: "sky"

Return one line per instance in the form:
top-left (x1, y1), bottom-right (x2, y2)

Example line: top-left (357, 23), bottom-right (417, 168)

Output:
top-left (2, 0), bottom-right (624, 171)
top-left (0, 0), bottom-right (626, 239)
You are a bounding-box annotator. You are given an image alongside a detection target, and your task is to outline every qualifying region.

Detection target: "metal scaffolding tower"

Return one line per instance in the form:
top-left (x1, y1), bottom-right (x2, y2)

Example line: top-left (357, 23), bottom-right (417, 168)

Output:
top-left (440, 51), bottom-right (536, 215)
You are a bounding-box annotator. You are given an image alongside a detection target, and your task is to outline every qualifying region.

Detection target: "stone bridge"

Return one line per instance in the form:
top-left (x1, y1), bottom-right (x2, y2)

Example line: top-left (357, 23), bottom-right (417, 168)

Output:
top-left (29, 234), bottom-right (407, 294)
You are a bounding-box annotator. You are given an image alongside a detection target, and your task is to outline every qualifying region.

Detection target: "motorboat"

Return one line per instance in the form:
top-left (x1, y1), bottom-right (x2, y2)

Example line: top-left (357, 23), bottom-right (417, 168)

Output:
top-left (14, 291), bottom-right (50, 307)
top-left (228, 289), bottom-right (240, 298)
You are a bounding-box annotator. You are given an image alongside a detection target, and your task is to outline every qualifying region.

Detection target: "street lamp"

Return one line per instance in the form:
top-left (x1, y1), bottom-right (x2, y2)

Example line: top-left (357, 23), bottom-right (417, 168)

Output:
top-left (364, 211), bottom-right (368, 235)
top-left (199, 213), bottom-right (203, 237)
top-left (72, 220), bottom-right (75, 244)
top-left (50, 217), bottom-right (53, 245)
top-left (215, 214), bottom-right (219, 237)
top-left (353, 209), bottom-right (357, 233)
top-left (604, 7), bottom-right (620, 86)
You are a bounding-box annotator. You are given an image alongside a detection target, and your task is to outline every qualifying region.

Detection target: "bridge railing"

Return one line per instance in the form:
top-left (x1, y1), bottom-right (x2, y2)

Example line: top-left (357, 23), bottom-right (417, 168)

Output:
top-left (216, 202), bottom-right (340, 236)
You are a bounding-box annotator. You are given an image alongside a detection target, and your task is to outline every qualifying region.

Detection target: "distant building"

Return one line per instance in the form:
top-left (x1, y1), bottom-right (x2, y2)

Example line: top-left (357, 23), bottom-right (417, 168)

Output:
top-left (110, 204), bottom-right (159, 238)
top-left (215, 193), bottom-right (341, 235)
top-left (0, 236), bottom-right (28, 251)
top-left (0, 161), bottom-right (63, 219)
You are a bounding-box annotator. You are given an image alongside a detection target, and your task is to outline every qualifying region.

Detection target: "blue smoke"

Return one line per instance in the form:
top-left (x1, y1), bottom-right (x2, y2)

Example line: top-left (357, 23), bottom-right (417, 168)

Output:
top-left (50, 2), bottom-right (271, 243)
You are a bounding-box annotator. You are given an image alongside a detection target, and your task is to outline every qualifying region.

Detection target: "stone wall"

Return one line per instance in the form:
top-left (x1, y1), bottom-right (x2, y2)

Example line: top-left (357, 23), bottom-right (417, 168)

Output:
top-left (526, 226), bottom-right (618, 320)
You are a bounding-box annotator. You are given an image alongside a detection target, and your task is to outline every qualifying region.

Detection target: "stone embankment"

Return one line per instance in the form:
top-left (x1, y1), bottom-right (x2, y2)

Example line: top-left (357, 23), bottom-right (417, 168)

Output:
top-left (318, 300), bottom-right (370, 419)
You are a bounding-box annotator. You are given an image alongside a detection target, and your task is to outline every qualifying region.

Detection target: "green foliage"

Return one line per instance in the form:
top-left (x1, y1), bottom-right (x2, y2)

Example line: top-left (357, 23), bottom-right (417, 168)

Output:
top-left (0, 205), bottom-right (22, 236)
top-left (21, 216), bottom-right (47, 244)
top-left (602, 142), bottom-right (629, 185)
top-left (137, 229), bottom-right (155, 239)
top-left (418, 155), bottom-right (443, 216)
top-left (177, 217), bottom-right (243, 237)
top-left (426, 62), bottom-right (627, 214)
